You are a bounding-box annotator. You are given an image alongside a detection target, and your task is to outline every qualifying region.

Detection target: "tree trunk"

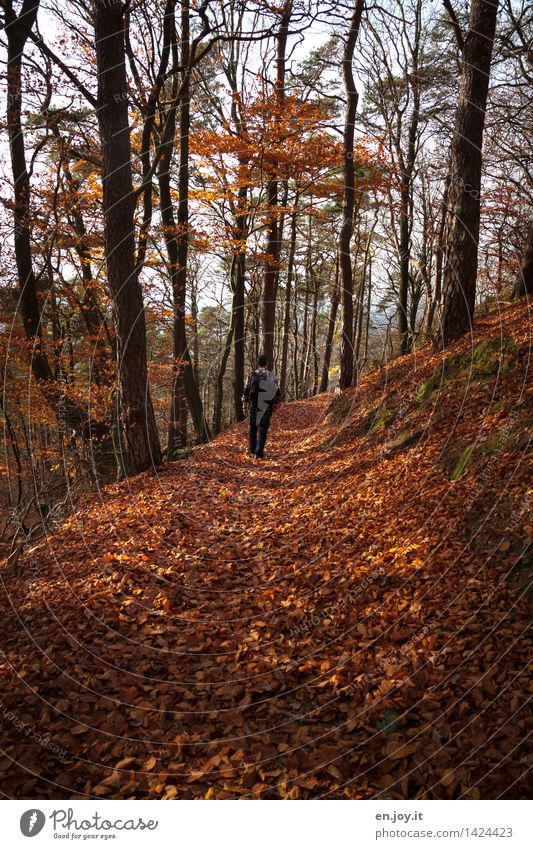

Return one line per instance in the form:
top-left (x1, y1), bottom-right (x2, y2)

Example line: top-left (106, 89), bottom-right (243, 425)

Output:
top-left (280, 197), bottom-right (298, 394)
top-left (292, 287), bottom-right (299, 399)
top-left (262, 1), bottom-right (292, 368)
top-left (93, 0), bottom-right (162, 474)
top-left (339, 0), bottom-right (364, 389)
top-left (232, 251), bottom-right (246, 420)
top-left (363, 253), bottom-right (372, 363)
top-left (398, 1), bottom-right (421, 355)
top-left (162, 0), bottom-right (210, 456)
top-left (426, 171), bottom-right (450, 335)
top-left (311, 270), bottom-right (320, 396)
top-left (299, 221), bottom-right (312, 393)
top-left (354, 266), bottom-right (366, 376)
top-left (438, 0), bottom-right (499, 348)
top-left (513, 221), bottom-right (533, 298)
top-left (213, 274), bottom-right (237, 436)
top-left (5, 0), bottom-right (52, 388)
top-left (231, 177), bottom-right (248, 422)
top-left (319, 253), bottom-right (340, 393)
top-left (158, 136), bottom-right (188, 453)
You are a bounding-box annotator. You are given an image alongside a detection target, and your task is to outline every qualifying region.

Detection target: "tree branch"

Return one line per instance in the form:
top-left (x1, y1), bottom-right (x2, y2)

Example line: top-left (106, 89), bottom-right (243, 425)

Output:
top-left (443, 0), bottom-right (465, 53)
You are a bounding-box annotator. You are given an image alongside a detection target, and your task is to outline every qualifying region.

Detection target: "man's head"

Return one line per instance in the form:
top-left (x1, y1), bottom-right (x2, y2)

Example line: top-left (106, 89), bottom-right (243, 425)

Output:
top-left (258, 354), bottom-right (268, 368)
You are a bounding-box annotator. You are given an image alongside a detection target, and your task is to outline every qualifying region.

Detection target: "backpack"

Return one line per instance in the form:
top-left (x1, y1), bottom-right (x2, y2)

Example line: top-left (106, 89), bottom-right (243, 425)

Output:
top-left (248, 368), bottom-right (280, 408)
top-left (248, 369), bottom-right (264, 405)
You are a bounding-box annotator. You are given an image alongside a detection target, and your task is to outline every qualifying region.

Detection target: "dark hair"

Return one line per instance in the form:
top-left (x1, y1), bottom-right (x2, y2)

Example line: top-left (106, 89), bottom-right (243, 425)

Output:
top-left (258, 354), bottom-right (268, 367)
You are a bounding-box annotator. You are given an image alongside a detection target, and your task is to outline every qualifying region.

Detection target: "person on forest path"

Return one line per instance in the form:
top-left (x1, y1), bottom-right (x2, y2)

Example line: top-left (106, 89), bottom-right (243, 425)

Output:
top-left (242, 354), bottom-right (282, 459)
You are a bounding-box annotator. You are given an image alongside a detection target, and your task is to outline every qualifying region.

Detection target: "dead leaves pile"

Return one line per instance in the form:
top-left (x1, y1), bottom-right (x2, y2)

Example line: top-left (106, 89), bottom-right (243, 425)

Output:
top-left (0, 301), bottom-right (531, 799)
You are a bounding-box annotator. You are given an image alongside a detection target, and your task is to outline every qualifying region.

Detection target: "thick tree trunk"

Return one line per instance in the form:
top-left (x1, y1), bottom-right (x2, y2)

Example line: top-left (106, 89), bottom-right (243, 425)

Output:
top-left (93, 0), bottom-right (162, 474)
top-left (438, 0), bottom-right (499, 348)
top-left (513, 222), bottom-right (533, 298)
top-left (339, 0), bottom-right (364, 389)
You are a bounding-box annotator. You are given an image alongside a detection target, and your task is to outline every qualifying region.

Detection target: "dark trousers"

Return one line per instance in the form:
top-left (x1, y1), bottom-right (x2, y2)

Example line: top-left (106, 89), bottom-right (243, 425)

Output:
top-left (249, 408), bottom-right (271, 457)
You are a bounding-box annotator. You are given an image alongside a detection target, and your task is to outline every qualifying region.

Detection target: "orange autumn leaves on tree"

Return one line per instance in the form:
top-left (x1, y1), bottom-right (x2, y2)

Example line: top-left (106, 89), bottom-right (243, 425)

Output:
top-left (191, 94), bottom-right (384, 222)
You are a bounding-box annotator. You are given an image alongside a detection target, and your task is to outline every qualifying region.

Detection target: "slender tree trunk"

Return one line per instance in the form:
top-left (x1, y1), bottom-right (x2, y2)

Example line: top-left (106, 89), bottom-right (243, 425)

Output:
top-left (292, 285), bottom-right (299, 399)
top-left (513, 221), bottom-right (533, 298)
top-left (363, 253), bottom-right (372, 363)
top-left (233, 251), bottom-right (246, 420)
top-left (398, 173), bottom-right (410, 354)
top-left (213, 288), bottom-right (236, 436)
top-left (427, 171), bottom-right (450, 335)
top-left (319, 253), bottom-right (340, 393)
top-left (224, 44), bottom-right (250, 419)
top-left (300, 221), bottom-right (312, 392)
top-left (262, 1), bottom-right (292, 368)
top-left (339, 0), bottom-right (364, 389)
top-left (0, 391), bottom-right (23, 508)
top-left (158, 135), bottom-right (188, 453)
top-left (231, 178), bottom-right (248, 422)
top-left (162, 1), bottom-right (210, 456)
top-left (280, 197), bottom-right (298, 394)
top-left (311, 271), bottom-right (320, 395)
top-left (354, 267), bottom-right (366, 375)
top-left (190, 276), bottom-right (199, 382)
top-left (398, 1), bottom-right (421, 355)
top-left (439, 0), bottom-right (499, 348)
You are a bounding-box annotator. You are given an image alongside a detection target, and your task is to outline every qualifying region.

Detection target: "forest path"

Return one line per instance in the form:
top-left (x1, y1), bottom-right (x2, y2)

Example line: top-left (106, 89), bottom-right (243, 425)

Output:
top-left (0, 303), bottom-right (531, 799)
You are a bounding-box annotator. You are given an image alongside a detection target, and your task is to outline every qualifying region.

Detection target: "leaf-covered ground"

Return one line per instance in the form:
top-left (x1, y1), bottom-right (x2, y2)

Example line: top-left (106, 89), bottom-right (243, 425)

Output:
top-left (0, 302), bottom-right (531, 799)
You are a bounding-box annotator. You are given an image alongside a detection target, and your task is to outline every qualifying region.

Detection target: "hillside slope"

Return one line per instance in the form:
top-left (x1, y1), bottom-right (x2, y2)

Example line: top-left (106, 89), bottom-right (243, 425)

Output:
top-left (0, 301), bottom-right (531, 800)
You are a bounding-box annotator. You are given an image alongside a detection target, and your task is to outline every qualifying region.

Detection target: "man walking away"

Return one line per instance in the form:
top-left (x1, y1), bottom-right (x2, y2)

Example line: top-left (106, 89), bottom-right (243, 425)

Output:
top-left (242, 354), bottom-right (282, 459)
